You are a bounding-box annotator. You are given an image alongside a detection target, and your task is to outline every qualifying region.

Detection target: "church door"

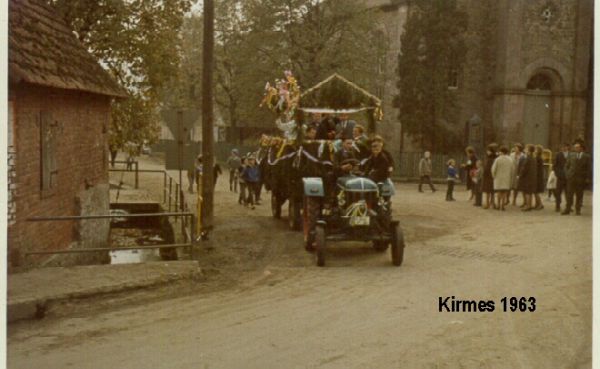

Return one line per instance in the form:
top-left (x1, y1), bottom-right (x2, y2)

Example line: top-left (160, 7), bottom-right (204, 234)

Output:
top-left (523, 74), bottom-right (552, 147)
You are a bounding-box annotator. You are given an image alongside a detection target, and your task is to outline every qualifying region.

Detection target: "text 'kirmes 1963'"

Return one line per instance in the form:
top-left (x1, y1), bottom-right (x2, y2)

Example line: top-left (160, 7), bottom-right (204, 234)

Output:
top-left (438, 296), bottom-right (536, 312)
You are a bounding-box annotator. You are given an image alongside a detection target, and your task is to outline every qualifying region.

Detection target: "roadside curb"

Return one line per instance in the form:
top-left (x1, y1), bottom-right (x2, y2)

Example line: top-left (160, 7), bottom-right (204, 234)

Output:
top-left (8, 261), bottom-right (202, 323)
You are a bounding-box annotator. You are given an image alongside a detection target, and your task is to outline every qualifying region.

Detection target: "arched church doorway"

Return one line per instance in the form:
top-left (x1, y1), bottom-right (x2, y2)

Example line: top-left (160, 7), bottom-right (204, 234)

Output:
top-left (523, 73), bottom-right (554, 147)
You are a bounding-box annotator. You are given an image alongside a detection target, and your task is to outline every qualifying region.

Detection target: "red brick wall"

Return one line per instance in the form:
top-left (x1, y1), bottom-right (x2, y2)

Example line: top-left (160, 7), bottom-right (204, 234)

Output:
top-left (7, 83), bottom-right (111, 265)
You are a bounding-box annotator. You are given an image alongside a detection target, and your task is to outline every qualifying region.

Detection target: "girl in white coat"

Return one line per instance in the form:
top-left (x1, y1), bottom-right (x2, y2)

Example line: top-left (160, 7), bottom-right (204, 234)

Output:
top-left (491, 146), bottom-right (514, 211)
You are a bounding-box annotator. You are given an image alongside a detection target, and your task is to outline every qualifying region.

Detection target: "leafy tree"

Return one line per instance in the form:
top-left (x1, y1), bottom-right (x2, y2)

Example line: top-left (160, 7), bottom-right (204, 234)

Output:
top-left (395, 0), bottom-right (468, 153)
top-left (171, 0), bottom-right (386, 144)
top-left (52, 0), bottom-right (192, 149)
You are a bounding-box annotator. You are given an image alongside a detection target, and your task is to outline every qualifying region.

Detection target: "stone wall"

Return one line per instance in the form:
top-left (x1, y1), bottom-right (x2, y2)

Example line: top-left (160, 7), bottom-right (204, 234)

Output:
top-left (367, 0), bottom-right (593, 153)
top-left (7, 84), bottom-right (111, 266)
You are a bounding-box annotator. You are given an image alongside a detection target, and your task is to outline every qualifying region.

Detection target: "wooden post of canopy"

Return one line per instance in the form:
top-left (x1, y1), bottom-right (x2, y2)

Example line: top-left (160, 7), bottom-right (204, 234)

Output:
top-left (367, 110), bottom-right (376, 135)
top-left (296, 109), bottom-right (305, 143)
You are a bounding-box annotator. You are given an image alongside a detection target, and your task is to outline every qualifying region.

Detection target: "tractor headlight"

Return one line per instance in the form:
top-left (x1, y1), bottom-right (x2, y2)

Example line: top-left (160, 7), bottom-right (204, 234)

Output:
top-left (337, 190), bottom-right (346, 207)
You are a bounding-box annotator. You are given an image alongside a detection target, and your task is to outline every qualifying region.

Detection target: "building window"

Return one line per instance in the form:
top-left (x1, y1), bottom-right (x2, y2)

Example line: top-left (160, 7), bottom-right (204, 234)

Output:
top-left (40, 111), bottom-right (59, 192)
top-left (448, 68), bottom-right (459, 90)
top-left (527, 74), bottom-right (553, 90)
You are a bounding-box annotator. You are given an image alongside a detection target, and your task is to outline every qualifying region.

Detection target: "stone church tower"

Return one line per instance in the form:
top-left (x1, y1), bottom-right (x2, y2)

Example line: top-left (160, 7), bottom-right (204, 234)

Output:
top-left (368, 0), bottom-right (593, 154)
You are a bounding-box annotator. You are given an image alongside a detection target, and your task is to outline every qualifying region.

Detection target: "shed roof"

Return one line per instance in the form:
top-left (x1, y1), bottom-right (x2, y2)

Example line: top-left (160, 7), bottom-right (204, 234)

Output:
top-left (8, 0), bottom-right (127, 97)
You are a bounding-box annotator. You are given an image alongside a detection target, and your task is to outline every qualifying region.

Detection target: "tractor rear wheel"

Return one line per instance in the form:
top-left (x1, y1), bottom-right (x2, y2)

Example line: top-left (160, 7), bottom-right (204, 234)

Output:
top-left (315, 225), bottom-right (326, 267)
top-left (271, 193), bottom-right (281, 219)
top-left (288, 199), bottom-right (302, 231)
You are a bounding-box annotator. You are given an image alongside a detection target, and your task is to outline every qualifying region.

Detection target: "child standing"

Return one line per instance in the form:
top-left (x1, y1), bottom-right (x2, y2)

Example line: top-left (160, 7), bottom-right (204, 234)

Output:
top-left (238, 156), bottom-right (248, 205)
top-left (471, 159), bottom-right (483, 206)
top-left (546, 169), bottom-right (557, 201)
top-left (241, 156), bottom-right (261, 209)
top-left (446, 159), bottom-right (459, 201)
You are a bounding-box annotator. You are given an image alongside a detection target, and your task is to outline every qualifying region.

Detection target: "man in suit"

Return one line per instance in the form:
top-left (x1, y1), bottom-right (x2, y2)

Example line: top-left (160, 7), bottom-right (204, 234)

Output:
top-left (335, 113), bottom-right (356, 140)
top-left (561, 142), bottom-right (591, 215)
top-left (352, 124), bottom-right (369, 159)
top-left (552, 143), bottom-right (570, 212)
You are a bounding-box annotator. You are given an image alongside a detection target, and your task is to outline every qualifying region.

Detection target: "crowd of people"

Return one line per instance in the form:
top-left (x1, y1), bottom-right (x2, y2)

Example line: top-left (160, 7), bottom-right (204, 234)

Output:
top-left (417, 141), bottom-right (591, 215)
top-left (220, 112), bottom-right (395, 210)
top-left (193, 112), bottom-right (591, 218)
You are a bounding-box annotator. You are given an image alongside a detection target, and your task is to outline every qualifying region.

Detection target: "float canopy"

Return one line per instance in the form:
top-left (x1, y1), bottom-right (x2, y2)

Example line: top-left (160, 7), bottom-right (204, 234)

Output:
top-left (299, 73), bottom-right (382, 114)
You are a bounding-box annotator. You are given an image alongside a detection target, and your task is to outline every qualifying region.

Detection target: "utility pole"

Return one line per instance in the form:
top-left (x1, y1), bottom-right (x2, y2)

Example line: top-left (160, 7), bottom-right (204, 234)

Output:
top-left (177, 110), bottom-right (184, 211)
top-left (201, 0), bottom-right (215, 229)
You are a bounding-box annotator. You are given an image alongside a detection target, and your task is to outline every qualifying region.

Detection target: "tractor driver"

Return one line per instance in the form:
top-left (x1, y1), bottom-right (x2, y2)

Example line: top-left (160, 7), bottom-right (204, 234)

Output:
top-left (363, 136), bottom-right (395, 183)
top-left (334, 138), bottom-right (359, 177)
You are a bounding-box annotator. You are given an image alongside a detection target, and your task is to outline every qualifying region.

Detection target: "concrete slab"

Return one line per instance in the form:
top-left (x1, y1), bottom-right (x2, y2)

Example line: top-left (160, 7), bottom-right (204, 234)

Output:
top-left (7, 261), bottom-right (201, 323)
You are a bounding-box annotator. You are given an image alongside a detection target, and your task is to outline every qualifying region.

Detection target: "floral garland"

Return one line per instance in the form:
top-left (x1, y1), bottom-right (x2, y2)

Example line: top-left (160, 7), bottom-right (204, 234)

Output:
top-left (259, 70), bottom-right (301, 122)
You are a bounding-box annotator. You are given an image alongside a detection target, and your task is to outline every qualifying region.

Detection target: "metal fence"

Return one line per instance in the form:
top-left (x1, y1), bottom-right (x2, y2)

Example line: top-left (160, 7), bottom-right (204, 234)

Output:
top-left (109, 160), bottom-right (197, 250)
top-left (395, 152), bottom-right (468, 181)
top-left (25, 212), bottom-right (197, 260)
top-left (109, 160), bottom-right (187, 213)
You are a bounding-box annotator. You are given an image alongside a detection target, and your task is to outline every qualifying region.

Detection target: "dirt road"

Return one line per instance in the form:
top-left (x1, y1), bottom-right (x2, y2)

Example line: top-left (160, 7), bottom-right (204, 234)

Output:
top-left (8, 154), bottom-right (592, 368)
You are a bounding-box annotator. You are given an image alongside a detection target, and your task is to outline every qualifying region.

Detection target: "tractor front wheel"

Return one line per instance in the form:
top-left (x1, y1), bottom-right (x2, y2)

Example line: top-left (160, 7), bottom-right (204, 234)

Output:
top-left (390, 222), bottom-right (405, 267)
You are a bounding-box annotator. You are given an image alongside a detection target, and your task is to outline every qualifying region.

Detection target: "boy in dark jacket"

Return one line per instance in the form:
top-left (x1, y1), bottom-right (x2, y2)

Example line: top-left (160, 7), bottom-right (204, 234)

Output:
top-left (446, 159), bottom-right (459, 201)
top-left (242, 156), bottom-right (261, 209)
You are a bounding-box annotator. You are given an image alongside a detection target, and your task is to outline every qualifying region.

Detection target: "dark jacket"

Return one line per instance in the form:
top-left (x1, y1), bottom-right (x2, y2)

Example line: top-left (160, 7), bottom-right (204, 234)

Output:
top-left (516, 154), bottom-right (527, 192)
top-left (335, 120), bottom-right (356, 140)
top-left (334, 148), bottom-right (357, 176)
top-left (535, 156), bottom-right (544, 193)
top-left (464, 153), bottom-right (478, 190)
top-left (482, 153), bottom-right (497, 193)
top-left (242, 165), bottom-right (260, 183)
top-left (316, 117), bottom-right (336, 140)
top-left (447, 166), bottom-right (458, 181)
top-left (553, 151), bottom-right (569, 180)
top-left (363, 149), bottom-right (394, 183)
top-left (227, 155), bottom-right (241, 170)
top-left (518, 154), bottom-right (537, 194)
top-left (565, 152), bottom-right (591, 185)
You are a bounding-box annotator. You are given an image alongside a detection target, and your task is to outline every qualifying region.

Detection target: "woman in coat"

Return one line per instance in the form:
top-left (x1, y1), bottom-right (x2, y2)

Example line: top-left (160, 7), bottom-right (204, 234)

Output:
top-left (481, 143), bottom-right (498, 209)
top-left (511, 143), bottom-right (525, 207)
top-left (519, 144), bottom-right (538, 211)
top-left (462, 146), bottom-right (478, 201)
top-left (534, 145), bottom-right (545, 210)
top-left (491, 146), bottom-right (514, 211)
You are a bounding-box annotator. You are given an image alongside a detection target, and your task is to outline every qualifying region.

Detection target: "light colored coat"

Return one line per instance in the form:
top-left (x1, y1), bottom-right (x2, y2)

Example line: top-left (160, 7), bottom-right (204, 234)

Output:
top-left (509, 152), bottom-right (522, 189)
top-left (419, 157), bottom-right (432, 176)
top-left (491, 154), bottom-right (514, 190)
top-left (546, 170), bottom-right (557, 190)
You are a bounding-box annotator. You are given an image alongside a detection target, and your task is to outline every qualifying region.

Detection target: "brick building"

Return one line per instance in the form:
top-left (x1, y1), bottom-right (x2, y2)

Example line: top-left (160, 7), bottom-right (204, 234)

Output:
top-left (368, 0), bottom-right (593, 154)
top-left (7, 0), bottom-right (126, 266)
